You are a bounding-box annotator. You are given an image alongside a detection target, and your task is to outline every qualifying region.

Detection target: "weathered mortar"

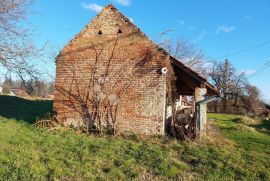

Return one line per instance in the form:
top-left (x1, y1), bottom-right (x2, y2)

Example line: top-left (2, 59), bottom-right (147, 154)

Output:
top-left (54, 4), bottom-right (172, 135)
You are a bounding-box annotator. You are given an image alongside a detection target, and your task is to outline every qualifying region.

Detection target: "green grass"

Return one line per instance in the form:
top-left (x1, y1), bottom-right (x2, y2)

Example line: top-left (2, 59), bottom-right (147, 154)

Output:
top-left (0, 95), bottom-right (270, 180)
top-left (0, 95), bottom-right (53, 123)
top-left (0, 119), bottom-right (187, 180)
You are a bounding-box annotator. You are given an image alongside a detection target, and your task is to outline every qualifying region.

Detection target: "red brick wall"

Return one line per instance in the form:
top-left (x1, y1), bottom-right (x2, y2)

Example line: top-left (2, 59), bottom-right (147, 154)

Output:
top-left (54, 5), bottom-right (172, 134)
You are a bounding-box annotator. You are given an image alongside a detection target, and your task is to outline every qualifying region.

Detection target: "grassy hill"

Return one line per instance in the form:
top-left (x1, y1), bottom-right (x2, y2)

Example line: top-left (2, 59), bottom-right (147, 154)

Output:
top-left (0, 95), bottom-right (270, 180)
top-left (0, 95), bottom-right (53, 124)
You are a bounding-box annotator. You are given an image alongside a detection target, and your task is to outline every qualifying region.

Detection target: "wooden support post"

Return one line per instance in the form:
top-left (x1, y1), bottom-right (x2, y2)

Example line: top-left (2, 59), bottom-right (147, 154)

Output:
top-left (194, 87), bottom-right (207, 139)
top-left (162, 67), bottom-right (168, 135)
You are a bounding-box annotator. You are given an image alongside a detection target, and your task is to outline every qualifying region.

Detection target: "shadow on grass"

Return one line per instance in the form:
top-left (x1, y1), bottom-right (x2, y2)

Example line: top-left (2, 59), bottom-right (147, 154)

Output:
top-left (0, 95), bottom-right (53, 124)
top-left (250, 120), bottom-right (270, 135)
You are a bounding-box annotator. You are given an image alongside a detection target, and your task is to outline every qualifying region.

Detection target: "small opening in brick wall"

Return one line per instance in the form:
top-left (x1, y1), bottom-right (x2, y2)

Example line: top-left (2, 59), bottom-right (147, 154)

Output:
top-left (98, 30), bottom-right (102, 35)
top-left (117, 29), bottom-right (122, 34)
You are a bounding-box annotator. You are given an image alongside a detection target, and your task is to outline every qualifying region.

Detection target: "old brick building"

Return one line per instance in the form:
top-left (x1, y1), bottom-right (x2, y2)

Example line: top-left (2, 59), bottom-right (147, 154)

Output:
top-left (54, 4), bottom-right (218, 136)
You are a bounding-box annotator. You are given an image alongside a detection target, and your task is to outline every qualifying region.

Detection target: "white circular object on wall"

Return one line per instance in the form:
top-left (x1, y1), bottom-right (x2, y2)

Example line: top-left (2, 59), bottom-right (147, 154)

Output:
top-left (161, 67), bottom-right (168, 75)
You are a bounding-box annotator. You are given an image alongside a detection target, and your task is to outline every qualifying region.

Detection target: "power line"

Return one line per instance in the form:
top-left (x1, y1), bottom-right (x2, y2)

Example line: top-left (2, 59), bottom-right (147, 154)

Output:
top-left (157, 29), bottom-right (173, 36)
top-left (248, 60), bottom-right (270, 78)
top-left (152, 32), bottom-right (270, 79)
top-left (248, 60), bottom-right (270, 79)
top-left (215, 40), bottom-right (270, 60)
top-left (248, 64), bottom-right (270, 79)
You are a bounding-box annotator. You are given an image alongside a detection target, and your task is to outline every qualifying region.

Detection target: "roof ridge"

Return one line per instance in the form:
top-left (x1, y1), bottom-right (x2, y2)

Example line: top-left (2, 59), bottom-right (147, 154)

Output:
top-left (103, 4), bottom-right (117, 9)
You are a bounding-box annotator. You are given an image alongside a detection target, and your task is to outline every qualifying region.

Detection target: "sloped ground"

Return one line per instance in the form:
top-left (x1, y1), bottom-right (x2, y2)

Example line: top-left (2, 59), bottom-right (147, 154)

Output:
top-left (0, 95), bottom-right (53, 124)
top-left (0, 95), bottom-right (269, 180)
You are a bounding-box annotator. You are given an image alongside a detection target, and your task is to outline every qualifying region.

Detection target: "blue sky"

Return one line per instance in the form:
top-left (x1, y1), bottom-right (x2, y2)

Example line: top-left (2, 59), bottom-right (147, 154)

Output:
top-left (29, 0), bottom-right (270, 102)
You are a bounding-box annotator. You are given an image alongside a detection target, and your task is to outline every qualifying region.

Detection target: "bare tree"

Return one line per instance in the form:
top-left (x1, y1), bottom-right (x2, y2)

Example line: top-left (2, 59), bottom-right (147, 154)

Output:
top-left (208, 59), bottom-right (264, 116)
top-left (161, 38), bottom-right (208, 76)
top-left (242, 84), bottom-right (262, 116)
top-left (209, 59), bottom-right (247, 113)
top-left (0, 0), bottom-right (43, 84)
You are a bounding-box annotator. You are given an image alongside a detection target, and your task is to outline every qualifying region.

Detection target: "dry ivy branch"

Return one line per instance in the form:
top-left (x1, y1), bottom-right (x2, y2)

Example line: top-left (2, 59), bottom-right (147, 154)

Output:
top-left (55, 37), bottom-right (163, 135)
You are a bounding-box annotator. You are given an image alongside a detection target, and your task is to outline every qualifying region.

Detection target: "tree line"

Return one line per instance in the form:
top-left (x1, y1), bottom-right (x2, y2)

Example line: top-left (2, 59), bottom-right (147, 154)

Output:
top-left (0, 0), bottom-right (55, 98)
top-left (162, 39), bottom-right (268, 117)
top-left (0, 0), bottom-right (268, 118)
top-left (0, 77), bottom-right (54, 97)
top-left (208, 59), bottom-right (265, 116)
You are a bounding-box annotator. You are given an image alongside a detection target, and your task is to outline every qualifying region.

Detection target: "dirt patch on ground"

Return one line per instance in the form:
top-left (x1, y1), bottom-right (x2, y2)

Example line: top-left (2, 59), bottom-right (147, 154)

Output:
top-left (206, 123), bottom-right (235, 146)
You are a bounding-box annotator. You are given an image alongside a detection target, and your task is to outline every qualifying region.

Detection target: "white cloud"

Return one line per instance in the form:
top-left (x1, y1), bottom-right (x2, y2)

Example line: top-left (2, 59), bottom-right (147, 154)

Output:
top-left (63, 25), bottom-right (70, 29)
top-left (129, 17), bottom-right (134, 23)
top-left (216, 25), bottom-right (236, 34)
top-left (240, 69), bottom-right (255, 75)
top-left (196, 30), bottom-right (208, 41)
top-left (188, 26), bottom-right (195, 30)
top-left (81, 2), bottom-right (103, 13)
top-left (176, 20), bottom-right (185, 25)
top-left (112, 0), bottom-right (131, 6)
top-left (245, 15), bottom-right (251, 19)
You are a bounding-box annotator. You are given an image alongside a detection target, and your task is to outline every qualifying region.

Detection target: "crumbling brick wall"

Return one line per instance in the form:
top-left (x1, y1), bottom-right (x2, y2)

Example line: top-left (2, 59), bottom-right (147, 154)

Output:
top-left (54, 5), bottom-right (173, 135)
